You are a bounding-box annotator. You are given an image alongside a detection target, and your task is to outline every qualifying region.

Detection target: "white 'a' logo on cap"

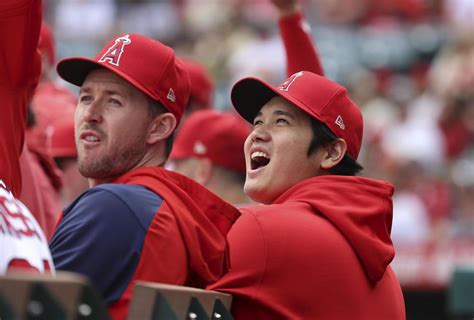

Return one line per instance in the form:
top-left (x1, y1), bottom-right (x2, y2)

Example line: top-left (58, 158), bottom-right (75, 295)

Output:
top-left (167, 88), bottom-right (176, 102)
top-left (98, 35), bottom-right (132, 66)
top-left (278, 71), bottom-right (304, 91)
top-left (335, 115), bottom-right (345, 130)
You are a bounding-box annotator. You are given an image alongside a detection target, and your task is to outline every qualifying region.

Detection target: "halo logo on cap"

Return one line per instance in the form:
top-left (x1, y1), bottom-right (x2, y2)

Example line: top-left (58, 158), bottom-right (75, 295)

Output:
top-left (98, 34), bottom-right (131, 66)
top-left (167, 88), bottom-right (176, 103)
top-left (335, 115), bottom-right (345, 130)
top-left (278, 71), bottom-right (303, 92)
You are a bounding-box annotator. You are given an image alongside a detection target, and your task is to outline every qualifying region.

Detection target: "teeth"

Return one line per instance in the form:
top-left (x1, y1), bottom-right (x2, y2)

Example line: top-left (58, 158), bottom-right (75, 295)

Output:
top-left (251, 151), bottom-right (269, 160)
top-left (85, 135), bottom-right (99, 142)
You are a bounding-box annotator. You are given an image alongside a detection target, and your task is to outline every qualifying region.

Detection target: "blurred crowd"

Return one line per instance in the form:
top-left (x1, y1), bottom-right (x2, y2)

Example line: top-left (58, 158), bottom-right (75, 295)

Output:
top-left (40, 0), bottom-right (473, 248)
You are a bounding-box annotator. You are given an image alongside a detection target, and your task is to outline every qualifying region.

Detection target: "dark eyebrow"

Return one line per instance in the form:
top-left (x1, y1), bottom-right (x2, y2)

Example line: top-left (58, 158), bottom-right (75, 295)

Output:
top-left (254, 109), bottom-right (295, 119)
top-left (79, 87), bottom-right (123, 96)
top-left (273, 110), bottom-right (295, 119)
top-left (79, 87), bottom-right (91, 94)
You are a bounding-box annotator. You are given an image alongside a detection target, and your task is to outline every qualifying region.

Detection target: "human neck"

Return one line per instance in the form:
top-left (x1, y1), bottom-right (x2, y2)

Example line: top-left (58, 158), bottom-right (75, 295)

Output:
top-left (88, 155), bottom-right (167, 188)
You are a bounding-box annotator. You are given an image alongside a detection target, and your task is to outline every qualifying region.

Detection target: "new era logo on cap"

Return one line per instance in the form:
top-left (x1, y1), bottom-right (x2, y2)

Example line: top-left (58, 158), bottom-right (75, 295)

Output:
top-left (98, 34), bottom-right (131, 66)
top-left (193, 141), bottom-right (207, 155)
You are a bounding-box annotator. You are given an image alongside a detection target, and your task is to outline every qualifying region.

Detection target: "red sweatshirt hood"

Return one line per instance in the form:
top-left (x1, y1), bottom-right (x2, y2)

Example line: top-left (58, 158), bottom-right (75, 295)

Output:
top-left (273, 175), bottom-right (395, 283)
top-left (115, 166), bottom-right (241, 287)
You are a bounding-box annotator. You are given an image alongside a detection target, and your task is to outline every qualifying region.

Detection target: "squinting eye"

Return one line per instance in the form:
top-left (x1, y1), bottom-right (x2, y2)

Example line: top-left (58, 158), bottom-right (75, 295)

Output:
top-left (79, 95), bottom-right (92, 102)
top-left (253, 119), bottom-right (263, 126)
top-left (276, 118), bottom-right (289, 124)
top-left (109, 98), bottom-right (122, 105)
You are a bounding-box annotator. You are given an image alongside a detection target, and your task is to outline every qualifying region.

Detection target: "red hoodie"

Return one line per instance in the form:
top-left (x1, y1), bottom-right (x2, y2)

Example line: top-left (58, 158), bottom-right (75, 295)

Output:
top-left (209, 175), bottom-right (405, 320)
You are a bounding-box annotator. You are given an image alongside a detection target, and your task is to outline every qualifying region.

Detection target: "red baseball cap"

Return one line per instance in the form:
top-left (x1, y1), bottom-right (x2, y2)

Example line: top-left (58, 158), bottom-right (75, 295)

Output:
top-left (49, 120), bottom-right (77, 159)
top-left (231, 71), bottom-right (363, 160)
top-left (182, 58), bottom-right (214, 109)
top-left (170, 110), bottom-right (251, 173)
top-left (57, 33), bottom-right (190, 124)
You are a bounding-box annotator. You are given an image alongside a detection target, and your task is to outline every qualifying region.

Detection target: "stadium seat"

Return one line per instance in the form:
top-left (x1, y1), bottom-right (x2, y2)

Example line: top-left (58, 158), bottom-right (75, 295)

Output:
top-left (0, 271), bottom-right (108, 320)
top-left (127, 282), bottom-right (233, 320)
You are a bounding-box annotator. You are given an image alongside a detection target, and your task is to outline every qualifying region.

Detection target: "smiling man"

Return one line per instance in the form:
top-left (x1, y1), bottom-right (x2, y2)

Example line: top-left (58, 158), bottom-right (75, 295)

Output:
top-left (208, 71), bottom-right (406, 319)
top-left (48, 34), bottom-right (240, 320)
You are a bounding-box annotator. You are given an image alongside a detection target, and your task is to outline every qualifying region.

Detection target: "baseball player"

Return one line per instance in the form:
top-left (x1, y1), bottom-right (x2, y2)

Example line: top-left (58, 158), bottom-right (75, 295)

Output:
top-left (49, 33), bottom-right (240, 320)
top-left (208, 71), bottom-right (406, 319)
top-left (0, 0), bottom-right (54, 274)
top-left (170, 0), bottom-right (323, 205)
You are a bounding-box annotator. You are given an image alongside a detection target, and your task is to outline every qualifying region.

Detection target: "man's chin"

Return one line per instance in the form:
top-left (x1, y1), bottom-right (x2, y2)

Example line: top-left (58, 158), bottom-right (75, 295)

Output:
top-left (244, 184), bottom-right (274, 205)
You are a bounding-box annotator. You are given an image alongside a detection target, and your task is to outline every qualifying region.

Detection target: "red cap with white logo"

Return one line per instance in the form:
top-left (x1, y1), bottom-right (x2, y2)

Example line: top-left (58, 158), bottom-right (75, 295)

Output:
top-left (57, 34), bottom-right (190, 124)
top-left (230, 71), bottom-right (363, 160)
top-left (170, 110), bottom-right (251, 173)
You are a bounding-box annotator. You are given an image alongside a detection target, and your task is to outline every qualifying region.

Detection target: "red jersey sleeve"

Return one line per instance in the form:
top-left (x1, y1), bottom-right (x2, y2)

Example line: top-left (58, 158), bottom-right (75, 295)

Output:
top-left (279, 12), bottom-right (325, 77)
top-left (0, 0), bottom-right (42, 197)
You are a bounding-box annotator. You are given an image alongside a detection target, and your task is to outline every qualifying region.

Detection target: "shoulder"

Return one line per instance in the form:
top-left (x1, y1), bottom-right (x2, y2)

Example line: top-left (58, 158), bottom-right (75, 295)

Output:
top-left (62, 183), bottom-right (164, 231)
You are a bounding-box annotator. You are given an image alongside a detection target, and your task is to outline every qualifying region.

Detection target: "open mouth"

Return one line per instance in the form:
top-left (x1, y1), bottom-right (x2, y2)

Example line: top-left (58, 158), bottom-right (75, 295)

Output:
top-left (80, 131), bottom-right (101, 143)
top-left (83, 135), bottom-right (100, 142)
top-left (250, 151), bottom-right (270, 170)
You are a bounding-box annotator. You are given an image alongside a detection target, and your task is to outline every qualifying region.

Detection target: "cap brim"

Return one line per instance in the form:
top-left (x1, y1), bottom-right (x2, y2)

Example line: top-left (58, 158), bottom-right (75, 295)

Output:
top-left (231, 77), bottom-right (324, 125)
top-left (57, 57), bottom-right (162, 108)
top-left (231, 78), bottom-right (277, 123)
top-left (57, 57), bottom-right (104, 87)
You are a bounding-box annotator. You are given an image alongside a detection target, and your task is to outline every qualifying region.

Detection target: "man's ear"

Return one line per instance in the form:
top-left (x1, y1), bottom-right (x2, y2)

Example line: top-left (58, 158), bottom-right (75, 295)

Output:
top-left (147, 113), bottom-right (177, 145)
top-left (320, 138), bottom-right (347, 170)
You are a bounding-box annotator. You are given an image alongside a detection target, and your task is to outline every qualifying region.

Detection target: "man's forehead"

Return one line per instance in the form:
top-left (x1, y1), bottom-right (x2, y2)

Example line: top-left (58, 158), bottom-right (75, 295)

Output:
top-left (256, 97), bottom-right (304, 118)
top-left (81, 68), bottom-right (133, 92)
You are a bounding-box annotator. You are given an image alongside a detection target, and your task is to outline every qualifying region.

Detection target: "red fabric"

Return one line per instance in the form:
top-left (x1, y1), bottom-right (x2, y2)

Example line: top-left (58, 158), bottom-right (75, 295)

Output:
top-left (57, 34), bottom-right (191, 124)
top-left (0, 0), bottom-right (42, 197)
top-left (20, 141), bottom-right (62, 239)
top-left (109, 167), bottom-right (240, 320)
top-left (171, 110), bottom-right (251, 172)
top-left (279, 12), bottom-right (324, 77)
top-left (209, 175), bottom-right (405, 319)
top-left (19, 145), bottom-right (47, 233)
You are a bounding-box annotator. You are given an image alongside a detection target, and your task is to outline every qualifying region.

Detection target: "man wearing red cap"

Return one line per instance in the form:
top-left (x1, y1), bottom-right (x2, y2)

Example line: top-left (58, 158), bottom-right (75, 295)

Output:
top-left (170, 0), bottom-right (323, 205)
top-left (208, 71), bottom-right (406, 319)
top-left (48, 34), bottom-right (240, 319)
top-left (170, 110), bottom-right (251, 204)
top-left (0, 0), bottom-right (54, 274)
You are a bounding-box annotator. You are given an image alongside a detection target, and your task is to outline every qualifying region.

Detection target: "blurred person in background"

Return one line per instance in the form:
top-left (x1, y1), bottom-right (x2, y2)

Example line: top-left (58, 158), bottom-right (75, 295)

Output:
top-left (0, 0), bottom-right (54, 274)
top-left (49, 120), bottom-right (89, 208)
top-left (170, 110), bottom-right (251, 204)
top-left (449, 157), bottom-right (474, 239)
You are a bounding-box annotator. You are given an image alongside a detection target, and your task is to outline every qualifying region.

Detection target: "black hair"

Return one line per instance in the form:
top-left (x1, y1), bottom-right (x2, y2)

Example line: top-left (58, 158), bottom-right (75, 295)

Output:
top-left (147, 98), bottom-right (175, 158)
top-left (307, 117), bottom-right (363, 176)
